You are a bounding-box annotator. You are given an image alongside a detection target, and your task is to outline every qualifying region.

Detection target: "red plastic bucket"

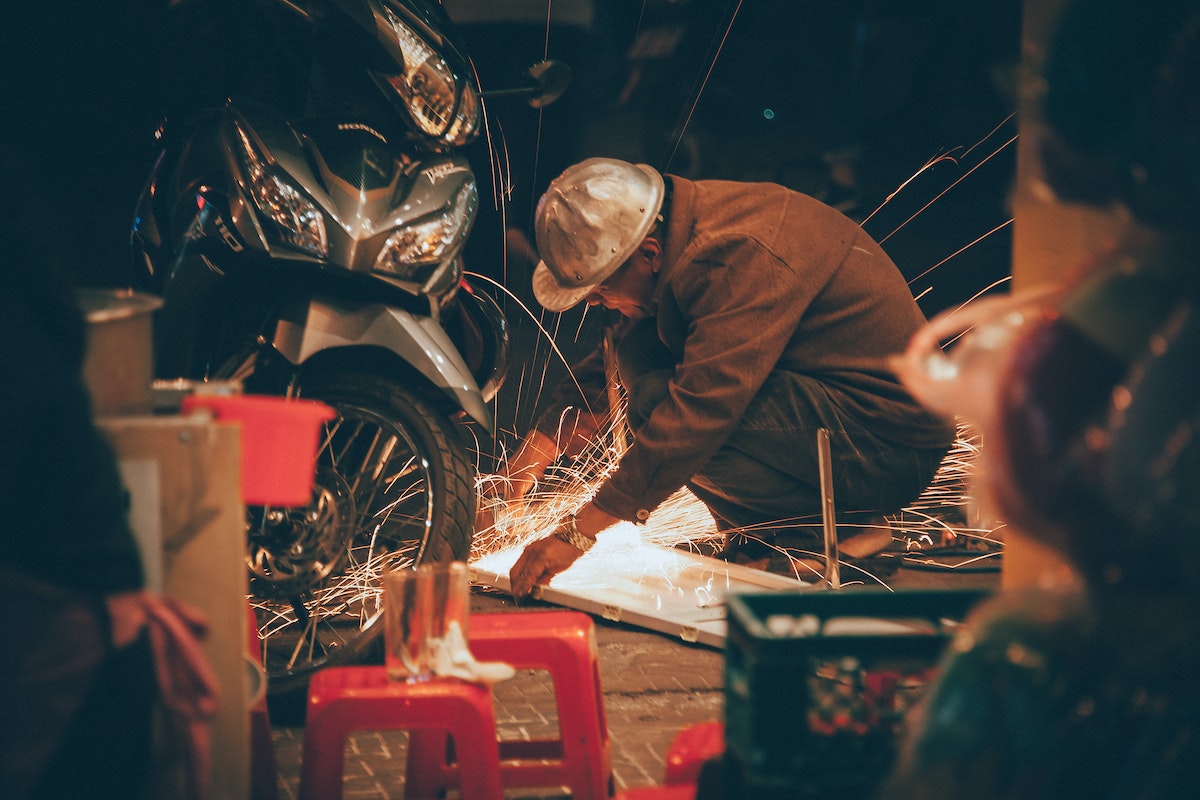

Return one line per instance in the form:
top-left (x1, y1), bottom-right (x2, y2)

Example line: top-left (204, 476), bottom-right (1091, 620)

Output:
top-left (181, 394), bottom-right (337, 506)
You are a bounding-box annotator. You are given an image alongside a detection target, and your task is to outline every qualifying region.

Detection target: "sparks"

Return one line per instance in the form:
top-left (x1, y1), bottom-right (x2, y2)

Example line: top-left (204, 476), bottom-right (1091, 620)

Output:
top-left (470, 379), bottom-right (1005, 592)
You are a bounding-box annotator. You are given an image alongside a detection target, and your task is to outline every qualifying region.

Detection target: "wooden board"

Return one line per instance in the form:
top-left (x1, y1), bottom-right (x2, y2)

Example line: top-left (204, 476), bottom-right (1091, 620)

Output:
top-left (101, 415), bottom-right (250, 800)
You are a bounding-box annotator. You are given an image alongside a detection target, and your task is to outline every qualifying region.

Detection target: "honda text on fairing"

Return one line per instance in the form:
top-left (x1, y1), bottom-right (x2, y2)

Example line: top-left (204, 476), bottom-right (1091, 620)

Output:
top-left (131, 0), bottom-right (521, 695)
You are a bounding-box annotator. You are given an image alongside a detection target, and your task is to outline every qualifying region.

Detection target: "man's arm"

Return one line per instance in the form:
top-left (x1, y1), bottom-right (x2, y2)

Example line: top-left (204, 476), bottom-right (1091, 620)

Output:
top-left (594, 236), bottom-right (814, 520)
top-left (476, 336), bottom-right (612, 531)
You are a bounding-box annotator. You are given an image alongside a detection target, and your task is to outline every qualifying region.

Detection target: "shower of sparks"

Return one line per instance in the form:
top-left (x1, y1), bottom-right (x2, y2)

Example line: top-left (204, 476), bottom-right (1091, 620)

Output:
top-left (460, 4), bottom-right (1014, 599)
top-left (659, 0), bottom-right (746, 173)
top-left (907, 222), bottom-right (1014, 288)
top-left (859, 151), bottom-right (962, 230)
top-left (468, 376), bottom-right (1005, 595)
top-left (466, 271), bottom-right (601, 416)
top-left (252, 537), bottom-right (419, 637)
top-left (875, 123), bottom-right (1018, 245)
top-left (464, 153), bottom-right (1011, 594)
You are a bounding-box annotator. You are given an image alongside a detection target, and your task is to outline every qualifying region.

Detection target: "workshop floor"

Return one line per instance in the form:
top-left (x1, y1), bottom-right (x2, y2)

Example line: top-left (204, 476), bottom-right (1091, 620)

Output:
top-left (268, 557), bottom-right (999, 799)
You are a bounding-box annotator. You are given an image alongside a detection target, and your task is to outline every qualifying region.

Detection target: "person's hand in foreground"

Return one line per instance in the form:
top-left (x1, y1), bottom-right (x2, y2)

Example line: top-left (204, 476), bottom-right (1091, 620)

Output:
top-left (509, 500), bottom-right (618, 600)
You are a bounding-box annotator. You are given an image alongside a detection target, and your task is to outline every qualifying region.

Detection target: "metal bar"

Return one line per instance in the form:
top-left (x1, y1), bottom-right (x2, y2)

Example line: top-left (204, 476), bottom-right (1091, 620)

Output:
top-left (818, 428), bottom-right (841, 589)
top-left (470, 549), bottom-right (810, 650)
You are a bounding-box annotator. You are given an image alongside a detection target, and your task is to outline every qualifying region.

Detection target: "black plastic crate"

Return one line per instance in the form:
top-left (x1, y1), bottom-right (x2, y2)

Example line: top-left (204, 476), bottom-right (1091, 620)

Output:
top-left (723, 587), bottom-right (991, 799)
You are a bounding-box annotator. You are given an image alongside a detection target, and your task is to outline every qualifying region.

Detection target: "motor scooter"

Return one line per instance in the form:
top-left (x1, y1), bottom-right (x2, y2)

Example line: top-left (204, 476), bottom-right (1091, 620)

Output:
top-left (132, 0), bottom-right (565, 694)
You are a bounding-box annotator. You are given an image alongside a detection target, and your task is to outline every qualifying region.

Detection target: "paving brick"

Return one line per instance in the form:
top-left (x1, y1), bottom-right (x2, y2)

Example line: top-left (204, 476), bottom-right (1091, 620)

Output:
top-left (269, 568), bottom-right (998, 797)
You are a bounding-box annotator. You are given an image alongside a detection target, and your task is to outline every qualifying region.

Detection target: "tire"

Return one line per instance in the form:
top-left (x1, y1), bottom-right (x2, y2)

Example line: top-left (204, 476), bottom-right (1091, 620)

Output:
top-left (247, 368), bottom-right (476, 695)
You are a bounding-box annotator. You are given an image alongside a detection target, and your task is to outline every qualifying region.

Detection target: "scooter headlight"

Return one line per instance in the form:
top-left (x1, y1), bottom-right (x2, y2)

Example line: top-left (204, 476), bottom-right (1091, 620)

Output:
top-left (373, 178), bottom-right (477, 296)
top-left (375, 5), bottom-right (481, 146)
top-left (235, 124), bottom-right (328, 258)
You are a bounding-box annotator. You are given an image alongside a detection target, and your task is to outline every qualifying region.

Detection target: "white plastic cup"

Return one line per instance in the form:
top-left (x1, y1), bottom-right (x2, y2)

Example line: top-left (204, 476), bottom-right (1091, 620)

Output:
top-left (383, 568), bottom-right (434, 682)
top-left (384, 562), bottom-right (472, 681)
top-left (425, 561), bottom-right (471, 643)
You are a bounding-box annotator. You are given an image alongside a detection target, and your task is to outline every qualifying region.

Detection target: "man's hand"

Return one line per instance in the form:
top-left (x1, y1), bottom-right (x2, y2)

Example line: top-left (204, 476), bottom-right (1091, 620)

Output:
top-left (508, 501), bottom-right (620, 600)
top-left (508, 529), bottom-right (586, 600)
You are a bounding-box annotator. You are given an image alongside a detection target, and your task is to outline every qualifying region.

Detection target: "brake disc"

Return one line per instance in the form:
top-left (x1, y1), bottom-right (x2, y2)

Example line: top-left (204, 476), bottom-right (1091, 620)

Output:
top-left (246, 465), bottom-right (356, 598)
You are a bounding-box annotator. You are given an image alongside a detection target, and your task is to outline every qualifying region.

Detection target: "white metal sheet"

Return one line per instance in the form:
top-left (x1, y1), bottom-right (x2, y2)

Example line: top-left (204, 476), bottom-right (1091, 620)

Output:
top-left (469, 523), bottom-right (818, 648)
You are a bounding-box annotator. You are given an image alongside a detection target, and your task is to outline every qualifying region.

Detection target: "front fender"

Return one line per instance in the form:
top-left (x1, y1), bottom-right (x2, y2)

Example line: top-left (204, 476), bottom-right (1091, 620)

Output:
top-left (273, 298), bottom-right (493, 431)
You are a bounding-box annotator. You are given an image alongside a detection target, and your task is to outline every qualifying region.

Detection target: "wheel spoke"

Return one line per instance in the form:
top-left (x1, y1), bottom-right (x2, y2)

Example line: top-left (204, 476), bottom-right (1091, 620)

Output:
top-left (384, 459), bottom-right (420, 486)
top-left (284, 595), bottom-right (324, 672)
top-left (252, 375), bottom-right (472, 693)
top-left (369, 434), bottom-right (399, 483)
top-left (326, 415), bottom-right (364, 472)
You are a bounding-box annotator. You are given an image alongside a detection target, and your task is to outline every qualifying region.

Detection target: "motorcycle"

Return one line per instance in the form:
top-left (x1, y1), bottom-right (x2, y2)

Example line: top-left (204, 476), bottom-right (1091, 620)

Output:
top-left (132, 0), bottom-right (565, 694)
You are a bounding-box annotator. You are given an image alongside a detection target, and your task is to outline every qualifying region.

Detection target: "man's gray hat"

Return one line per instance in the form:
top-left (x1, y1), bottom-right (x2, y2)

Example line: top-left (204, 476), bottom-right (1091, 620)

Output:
top-left (532, 157), bottom-right (666, 312)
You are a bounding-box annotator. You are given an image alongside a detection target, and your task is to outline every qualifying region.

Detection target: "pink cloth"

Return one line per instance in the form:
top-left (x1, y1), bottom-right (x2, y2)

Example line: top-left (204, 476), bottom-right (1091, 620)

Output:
top-left (107, 592), bottom-right (222, 800)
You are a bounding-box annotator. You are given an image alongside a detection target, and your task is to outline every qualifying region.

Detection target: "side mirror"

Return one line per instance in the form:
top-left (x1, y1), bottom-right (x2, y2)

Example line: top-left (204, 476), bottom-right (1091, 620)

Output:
top-left (268, 0), bottom-right (324, 23)
top-left (482, 60), bottom-right (572, 108)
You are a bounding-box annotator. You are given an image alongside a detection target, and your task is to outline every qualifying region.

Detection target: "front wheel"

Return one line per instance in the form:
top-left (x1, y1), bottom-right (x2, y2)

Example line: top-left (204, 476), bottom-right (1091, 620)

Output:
top-left (248, 369), bottom-right (475, 695)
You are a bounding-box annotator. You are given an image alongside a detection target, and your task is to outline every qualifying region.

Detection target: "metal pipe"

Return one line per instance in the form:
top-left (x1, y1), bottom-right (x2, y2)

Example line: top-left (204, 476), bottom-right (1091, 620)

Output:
top-left (818, 428), bottom-right (841, 589)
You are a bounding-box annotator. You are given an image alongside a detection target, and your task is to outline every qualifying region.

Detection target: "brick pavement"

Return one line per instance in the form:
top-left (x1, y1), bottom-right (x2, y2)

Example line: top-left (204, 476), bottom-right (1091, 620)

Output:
top-left (269, 589), bottom-right (725, 799)
top-left (268, 565), bottom-right (997, 798)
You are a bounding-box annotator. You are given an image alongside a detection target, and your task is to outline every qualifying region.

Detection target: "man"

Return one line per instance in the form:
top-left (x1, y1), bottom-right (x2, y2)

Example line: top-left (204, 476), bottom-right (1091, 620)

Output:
top-left (505, 157), bottom-right (953, 598)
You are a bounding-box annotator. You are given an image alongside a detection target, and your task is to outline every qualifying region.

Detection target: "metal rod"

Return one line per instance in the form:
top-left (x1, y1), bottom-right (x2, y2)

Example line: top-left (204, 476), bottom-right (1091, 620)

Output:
top-left (479, 85), bottom-right (538, 99)
top-left (817, 428), bottom-right (841, 589)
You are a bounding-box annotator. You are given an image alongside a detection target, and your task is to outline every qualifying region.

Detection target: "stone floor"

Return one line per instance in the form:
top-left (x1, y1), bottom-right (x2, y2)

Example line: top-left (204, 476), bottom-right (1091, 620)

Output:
top-left (267, 553), bottom-right (1000, 799)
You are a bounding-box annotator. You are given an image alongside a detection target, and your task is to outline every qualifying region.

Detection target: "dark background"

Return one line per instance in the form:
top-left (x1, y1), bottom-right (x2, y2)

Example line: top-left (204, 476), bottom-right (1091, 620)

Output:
top-left (1, 0), bottom-right (1022, 448)
top-left (447, 0), bottom-right (1022, 446)
top-left (450, 1), bottom-right (1020, 298)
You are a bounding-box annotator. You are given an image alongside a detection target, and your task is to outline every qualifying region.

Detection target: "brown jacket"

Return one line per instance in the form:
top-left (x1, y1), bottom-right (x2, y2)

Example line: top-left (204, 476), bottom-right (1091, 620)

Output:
top-left (538, 175), bottom-right (951, 522)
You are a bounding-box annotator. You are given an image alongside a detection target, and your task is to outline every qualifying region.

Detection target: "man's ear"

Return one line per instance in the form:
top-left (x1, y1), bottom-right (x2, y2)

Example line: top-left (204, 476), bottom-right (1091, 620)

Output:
top-left (640, 237), bottom-right (663, 271)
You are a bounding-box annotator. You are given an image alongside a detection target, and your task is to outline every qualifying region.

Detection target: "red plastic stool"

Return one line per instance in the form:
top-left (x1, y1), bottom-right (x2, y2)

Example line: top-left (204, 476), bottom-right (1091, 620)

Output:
top-left (664, 721), bottom-right (724, 786)
top-left (299, 666), bottom-right (502, 800)
top-left (406, 610), bottom-right (613, 799)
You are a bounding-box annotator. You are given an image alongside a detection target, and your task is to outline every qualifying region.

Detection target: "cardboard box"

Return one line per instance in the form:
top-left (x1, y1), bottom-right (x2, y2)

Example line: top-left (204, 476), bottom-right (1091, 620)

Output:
top-left (101, 415), bottom-right (251, 800)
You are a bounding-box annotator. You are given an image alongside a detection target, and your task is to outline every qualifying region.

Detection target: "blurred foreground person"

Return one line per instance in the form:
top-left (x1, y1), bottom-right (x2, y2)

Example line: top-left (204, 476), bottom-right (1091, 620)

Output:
top-left (3, 6), bottom-right (229, 796)
top-left (884, 0), bottom-right (1200, 796)
top-left (0, 151), bottom-right (161, 798)
top-left (496, 156), bottom-right (952, 595)
top-left (1, 147), bottom-right (217, 800)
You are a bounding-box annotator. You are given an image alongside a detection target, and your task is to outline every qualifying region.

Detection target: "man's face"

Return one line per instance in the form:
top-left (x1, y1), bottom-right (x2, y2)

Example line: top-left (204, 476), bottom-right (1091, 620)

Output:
top-left (584, 238), bottom-right (662, 318)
